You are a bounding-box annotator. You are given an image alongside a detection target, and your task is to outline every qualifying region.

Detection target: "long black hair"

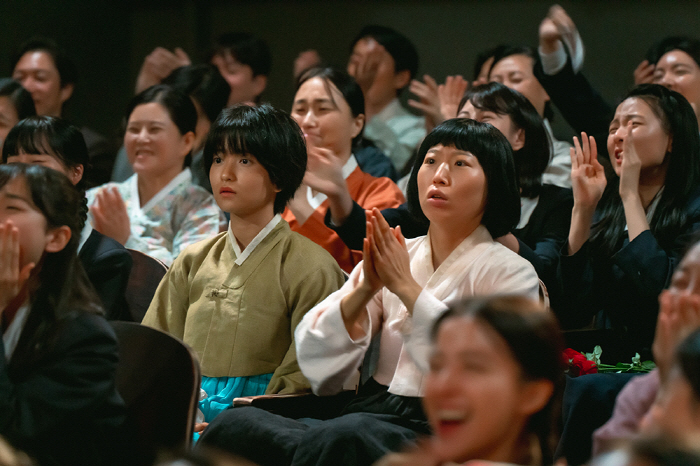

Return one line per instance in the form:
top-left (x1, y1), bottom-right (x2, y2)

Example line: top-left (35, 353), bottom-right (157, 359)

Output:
top-left (432, 296), bottom-right (565, 466)
top-left (460, 82), bottom-right (551, 198)
top-left (406, 118), bottom-right (521, 239)
top-left (590, 84), bottom-right (700, 256)
top-left (1, 164), bottom-right (101, 374)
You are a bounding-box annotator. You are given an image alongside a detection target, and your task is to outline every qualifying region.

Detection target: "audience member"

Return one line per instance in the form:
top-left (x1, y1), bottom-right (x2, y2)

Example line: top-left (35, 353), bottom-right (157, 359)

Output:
top-left (3, 116), bottom-right (132, 320)
top-left (198, 119), bottom-right (541, 466)
top-left (489, 45), bottom-right (572, 189)
top-left (347, 25), bottom-right (425, 174)
top-left (87, 85), bottom-right (224, 266)
top-left (378, 296), bottom-right (564, 466)
top-left (142, 104), bottom-right (345, 424)
top-left (11, 37), bottom-right (117, 186)
top-left (0, 80), bottom-right (35, 151)
top-left (560, 84), bottom-right (700, 359)
top-left (285, 67), bottom-right (404, 272)
top-left (0, 164), bottom-right (130, 466)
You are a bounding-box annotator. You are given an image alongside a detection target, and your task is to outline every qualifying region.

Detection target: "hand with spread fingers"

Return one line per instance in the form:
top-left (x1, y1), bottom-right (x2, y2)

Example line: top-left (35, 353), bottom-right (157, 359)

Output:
top-left (408, 75), bottom-right (442, 131)
top-left (0, 220), bottom-right (35, 313)
top-left (347, 39), bottom-right (386, 96)
top-left (90, 187), bottom-right (131, 245)
top-left (135, 47), bottom-right (191, 94)
top-left (654, 288), bottom-right (700, 381)
top-left (303, 147), bottom-right (355, 226)
top-left (570, 132), bottom-right (606, 210)
top-left (438, 75), bottom-right (469, 120)
top-left (634, 59), bottom-right (656, 85)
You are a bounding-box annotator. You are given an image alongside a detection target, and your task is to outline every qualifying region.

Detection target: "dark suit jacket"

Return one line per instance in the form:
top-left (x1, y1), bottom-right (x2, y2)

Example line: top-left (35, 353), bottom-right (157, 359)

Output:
top-left (79, 230), bottom-right (132, 321)
top-left (0, 312), bottom-right (129, 466)
top-left (557, 188), bottom-right (700, 358)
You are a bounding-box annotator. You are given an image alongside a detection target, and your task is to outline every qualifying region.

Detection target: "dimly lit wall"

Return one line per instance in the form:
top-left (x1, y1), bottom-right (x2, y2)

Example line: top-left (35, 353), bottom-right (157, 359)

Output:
top-left (3, 0), bottom-right (699, 144)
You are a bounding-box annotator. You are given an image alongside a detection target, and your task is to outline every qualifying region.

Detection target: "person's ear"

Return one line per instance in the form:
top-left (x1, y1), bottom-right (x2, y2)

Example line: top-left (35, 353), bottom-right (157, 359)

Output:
top-left (180, 131), bottom-right (196, 158)
top-left (351, 113), bottom-right (365, 139)
top-left (252, 75), bottom-right (268, 99)
top-left (69, 164), bottom-right (84, 185)
top-left (667, 135), bottom-right (673, 154)
top-left (517, 379), bottom-right (554, 417)
top-left (393, 70), bottom-right (411, 92)
top-left (59, 83), bottom-right (74, 105)
top-left (44, 225), bottom-right (72, 253)
top-left (512, 128), bottom-right (526, 152)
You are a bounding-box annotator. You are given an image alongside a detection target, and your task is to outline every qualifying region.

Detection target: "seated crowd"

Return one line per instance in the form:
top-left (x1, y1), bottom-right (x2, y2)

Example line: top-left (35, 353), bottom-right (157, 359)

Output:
top-left (3, 5), bottom-right (700, 466)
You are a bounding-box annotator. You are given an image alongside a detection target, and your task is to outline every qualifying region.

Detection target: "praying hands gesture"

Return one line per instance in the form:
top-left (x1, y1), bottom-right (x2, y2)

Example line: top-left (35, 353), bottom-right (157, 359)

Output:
top-left (568, 132), bottom-right (606, 254)
top-left (341, 209), bottom-right (421, 339)
top-left (90, 187), bottom-right (131, 245)
top-left (0, 220), bottom-right (34, 313)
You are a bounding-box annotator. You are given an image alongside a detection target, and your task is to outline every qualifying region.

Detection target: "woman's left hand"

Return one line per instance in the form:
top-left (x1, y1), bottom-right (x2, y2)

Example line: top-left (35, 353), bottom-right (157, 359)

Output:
top-left (90, 187), bottom-right (131, 245)
top-left (368, 209), bottom-right (422, 311)
top-left (408, 75), bottom-right (443, 132)
top-left (0, 220), bottom-right (34, 313)
top-left (303, 147), bottom-right (347, 198)
top-left (618, 121), bottom-right (642, 200)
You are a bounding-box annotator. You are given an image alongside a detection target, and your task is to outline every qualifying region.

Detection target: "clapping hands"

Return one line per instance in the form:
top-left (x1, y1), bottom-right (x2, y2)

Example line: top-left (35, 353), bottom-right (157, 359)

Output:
top-left (90, 187), bottom-right (131, 245)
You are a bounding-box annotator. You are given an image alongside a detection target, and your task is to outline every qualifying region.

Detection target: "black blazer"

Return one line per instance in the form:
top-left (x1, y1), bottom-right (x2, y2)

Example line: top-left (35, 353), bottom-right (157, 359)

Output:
top-left (79, 230), bottom-right (132, 321)
top-left (557, 189), bottom-right (700, 358)
top-left (0, 312), bottom-right (130, 466)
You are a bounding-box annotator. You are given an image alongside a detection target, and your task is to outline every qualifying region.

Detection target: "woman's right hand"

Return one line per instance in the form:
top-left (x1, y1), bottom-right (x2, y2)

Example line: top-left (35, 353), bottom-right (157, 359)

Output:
top-left (0, 220), bottom-right (34, 313)
top-left (360, 211), bottom-right (384, 296)
top-left (570, 132), bottom-right (606, 210)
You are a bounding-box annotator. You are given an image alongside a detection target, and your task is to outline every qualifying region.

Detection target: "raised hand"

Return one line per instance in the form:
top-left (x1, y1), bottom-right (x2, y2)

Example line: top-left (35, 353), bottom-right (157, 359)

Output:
top-left (347, 38), bottom-right (386, 95)
top-left (303, 147), bottom-right (346, 197)
top-left (360, 213), bottom-right (384, 296)
top-left (135, 47), bottom-right (191, 94)
top-left (0, 220), bottom-right (34, 313)
top-left (618, 121), bottom-right (642, 200)
top-left (634, 59), bottom-right (656, 85)
top-left (293, 50), bottom-right (322, 80)
top-left (570, 132), bottom-right (606, 210)
top-left (654, 288), bottom-right (700, 381)
top-left (408, 75), bottom-right (442, 131)
top-left (438, 75), bottom-right (469, 120)
top-left (90, 187), bottom-right (131, 245)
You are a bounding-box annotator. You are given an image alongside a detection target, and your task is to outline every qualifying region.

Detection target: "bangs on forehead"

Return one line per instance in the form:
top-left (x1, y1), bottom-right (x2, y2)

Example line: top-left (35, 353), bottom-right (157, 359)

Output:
top-left (6, 130), bottom-right (53, 157)
top-left (421, 122), bottom-right (491, 159)
top-left (470, 92), bottom-right (510, 116)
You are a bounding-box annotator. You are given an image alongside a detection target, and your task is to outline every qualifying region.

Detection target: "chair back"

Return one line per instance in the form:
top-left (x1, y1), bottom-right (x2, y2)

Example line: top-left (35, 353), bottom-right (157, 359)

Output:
top-left (125, 249), bottom-right (168, 322)
top-left (110, 321), bottom-right (200, 464)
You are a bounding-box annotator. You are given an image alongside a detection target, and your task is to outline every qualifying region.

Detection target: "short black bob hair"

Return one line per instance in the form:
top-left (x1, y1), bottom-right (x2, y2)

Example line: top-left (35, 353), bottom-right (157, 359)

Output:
top-left (203, 104), bottom-right (307, 215)
top-left (406, 118), bottom-right (521, 239)
top-left (163, 64), bottom-right (230, 124)
top-left (350, 25), bottom-right (419, 84)
top-left (0, 78), bottom-right (36, 121)
top-left (460, 82), bottom-right (551, 199)
top-left (125, 85), bottom-right (197, 168)
top-left (295, 66), bottom-right (365, 147)
top-left (646, 36), bottom-right (700, 68)
top-left (431, 295), bottom-right (565, 466)
top-left (2, 116), bottom-right (89, 191)
top-left (489, 45), bottom-right (554, 122)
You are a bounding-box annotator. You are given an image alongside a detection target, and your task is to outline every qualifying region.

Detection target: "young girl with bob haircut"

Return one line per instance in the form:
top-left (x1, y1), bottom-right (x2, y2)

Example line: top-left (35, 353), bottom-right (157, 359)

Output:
top-left (286, 66), bottom-right (404, 273)
top-left (380, 295), bottom-right (564, 466)
top-left (3, 116), bottom-right (132, 320)
top-left (87, 85), bottom-right (224, 266)
top-left (562, 84), bottom-right (700, 358)
top-left (0, 164), bottom-right (128, 466)
top-left (143, 104), bottom-right (344, 425)
top-left (199, 119), bottom-right (541, 466)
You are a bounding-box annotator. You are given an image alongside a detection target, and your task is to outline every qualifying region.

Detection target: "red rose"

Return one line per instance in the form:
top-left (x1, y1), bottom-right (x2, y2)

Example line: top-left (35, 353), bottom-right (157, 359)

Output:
top-left (563, 348), bottom-right (598, 377)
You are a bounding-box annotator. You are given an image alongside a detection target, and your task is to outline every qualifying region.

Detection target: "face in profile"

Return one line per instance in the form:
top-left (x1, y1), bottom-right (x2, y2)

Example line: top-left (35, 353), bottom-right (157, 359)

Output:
top-left (12, 51), bottom-right (72, 118)
top-left (0, 97), bottom-right (20, 146)
top-left (607, 97), bottom-right (672, 177)
top-left (653, 50), bottom-right (700, 119)
top-left (489, 54), bottom-right (549, 118)
top-left (124, 102), bottom-right (193, 179)
top-left (416, 144), bottom-right (487, 232)
top-left (291, 77), bottom-right (363, 158)
top-left (458, 101), bottom-right (525, 152)
top-left (424, 315), bottom-right (551, 463)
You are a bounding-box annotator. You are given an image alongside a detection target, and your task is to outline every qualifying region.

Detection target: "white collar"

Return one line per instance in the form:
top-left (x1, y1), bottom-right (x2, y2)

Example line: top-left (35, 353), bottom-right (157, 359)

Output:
top-left (3, 303), bottom-right (31, 361)
top-left (372, 98), bottom-right (406, 122)
top-left (228, 214), bottom-right (282, 266)
top-left (518, 196), bottom-right (540, 229)
top-left (131, 169), bottom-right (192, 214)
top-left (78, 222), bottom-right (93, 252)
top-left (306, 155), bottom-right (358, 210)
